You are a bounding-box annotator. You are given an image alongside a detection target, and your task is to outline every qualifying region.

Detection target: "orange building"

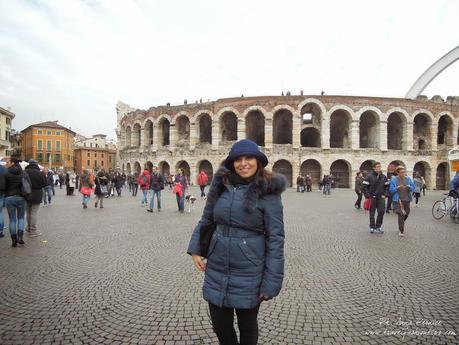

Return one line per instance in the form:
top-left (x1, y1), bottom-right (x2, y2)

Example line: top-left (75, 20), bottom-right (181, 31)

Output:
top-left (21, 121), bottom-right (76, 170)
top-left (74, 147), bottom-right (117, 174)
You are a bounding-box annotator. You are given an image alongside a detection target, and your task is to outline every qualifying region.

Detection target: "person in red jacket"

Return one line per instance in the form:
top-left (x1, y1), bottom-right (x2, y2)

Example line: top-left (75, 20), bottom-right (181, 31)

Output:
top-left (197, 170), bottom-right (209, 198)
top-left (138, 169), bottom-right (151, 206)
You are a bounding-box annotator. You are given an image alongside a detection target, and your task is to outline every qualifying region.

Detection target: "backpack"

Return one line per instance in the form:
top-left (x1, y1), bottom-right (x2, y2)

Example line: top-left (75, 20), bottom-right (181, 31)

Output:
top-left (139, 175), bottom-right (148, 187)
top-left (21, 171), bottom-right (32, 200)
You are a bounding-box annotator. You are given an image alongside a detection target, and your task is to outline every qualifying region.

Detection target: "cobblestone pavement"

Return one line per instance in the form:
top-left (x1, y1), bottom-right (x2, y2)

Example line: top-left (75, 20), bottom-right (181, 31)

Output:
top-left (0, 186), bottom-right (458, 345)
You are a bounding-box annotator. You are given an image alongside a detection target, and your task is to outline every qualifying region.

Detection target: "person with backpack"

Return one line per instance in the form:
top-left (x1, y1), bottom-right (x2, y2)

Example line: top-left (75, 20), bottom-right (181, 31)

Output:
top-left (0, 156), bottom-right (28, 247)
top-left (94, 170), bottom-right (109, 208)
top-left (197, 170), bottom-right (209, 198)
top-left (363, 161), bottom-right (389, 234)
top-left (390, 166), bottom-right (415, 238)
top-left (147, 166), bottom-right (164, 212)
top-left (24, 159), bottom-right (47, 237)
top-left (186, 139), bottom-right (286, 345)
top-left (138, 169), bottom-right (151, 206)
top-left (174, 168), bottom-right (188, 213)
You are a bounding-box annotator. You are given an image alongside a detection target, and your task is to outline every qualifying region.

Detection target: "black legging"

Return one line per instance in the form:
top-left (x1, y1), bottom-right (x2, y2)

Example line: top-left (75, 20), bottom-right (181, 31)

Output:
top-left (208, 302), bottom-right (260, 345)
top-left (414, 192), bottom-right (421, 205)
top-left (355, 192), bottom-right (363, 208)
top-left (200, 185), bottom-right (206, 197)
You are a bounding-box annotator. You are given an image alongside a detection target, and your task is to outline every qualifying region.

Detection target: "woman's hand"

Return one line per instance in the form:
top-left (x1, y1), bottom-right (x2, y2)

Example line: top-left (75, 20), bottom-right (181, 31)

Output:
top-left (192, 254), bottom-right (206, 272)
top-left (258, 293), bottom-right (271, 301)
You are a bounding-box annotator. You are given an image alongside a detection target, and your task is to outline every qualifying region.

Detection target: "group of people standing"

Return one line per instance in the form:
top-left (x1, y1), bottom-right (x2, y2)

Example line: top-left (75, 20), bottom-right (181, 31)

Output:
top-left (355, 161), bottom-right (427, 238)
top-left (296, 174), bottom-right (335, 195)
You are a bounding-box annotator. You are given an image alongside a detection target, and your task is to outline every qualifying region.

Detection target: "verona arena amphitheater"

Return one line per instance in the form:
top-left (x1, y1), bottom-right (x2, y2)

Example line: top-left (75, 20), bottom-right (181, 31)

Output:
top-left (115, 95), bottom-right (459, 190)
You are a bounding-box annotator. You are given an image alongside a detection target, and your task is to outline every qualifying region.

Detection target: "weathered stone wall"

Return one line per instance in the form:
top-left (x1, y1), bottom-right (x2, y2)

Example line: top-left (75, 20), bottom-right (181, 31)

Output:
top-left (117, 95), bottom-right (459, 189)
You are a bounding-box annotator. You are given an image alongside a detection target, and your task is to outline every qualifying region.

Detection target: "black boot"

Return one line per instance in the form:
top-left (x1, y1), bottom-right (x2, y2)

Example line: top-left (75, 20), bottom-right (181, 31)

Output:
top-left (18, 231), bottom-right (25, 245)
top-left (11, 234), bottom-right (18, 247)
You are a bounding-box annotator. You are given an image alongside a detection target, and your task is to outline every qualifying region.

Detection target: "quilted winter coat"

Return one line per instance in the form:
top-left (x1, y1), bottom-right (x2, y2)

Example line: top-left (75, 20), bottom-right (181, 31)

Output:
top-left (187, 167), bottom-right (286, 309)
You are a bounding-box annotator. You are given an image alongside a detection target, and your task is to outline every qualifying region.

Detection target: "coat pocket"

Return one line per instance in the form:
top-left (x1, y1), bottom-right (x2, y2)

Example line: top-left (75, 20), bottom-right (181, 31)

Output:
top-left (238, 239), bottom-right (263, 266)
top-left (206, 232), bottom-right (218, 258)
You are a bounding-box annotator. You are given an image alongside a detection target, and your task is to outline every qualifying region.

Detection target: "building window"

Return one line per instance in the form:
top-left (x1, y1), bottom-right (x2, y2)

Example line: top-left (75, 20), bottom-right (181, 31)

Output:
top-left (101, 153), bottom-right (104, 158)
top-left (47, 130), bottom-right (51, 135)
top-left (94, 153), bottom-right (97, 158)
top-left (87, 152), bottom-right (90, 157)
top-left (37, 140), bottom-right (43, 151)
top-left (56, 141), bottom-right (61, 151)
top-left (90, 143), bottom-right (93, 147)
top-left (5, 131), bottom-right (10, 141)
top-left (47, 140), bottom-right (52, 151)
top-left (109, 156), bottom-right (112, 163)
top-left (55, 154), bottom-right (61, 162)
top-left (101, 160), bottom-right (104, 167)
top-left (87, 160), bottom-right (90, 166)
top-left (46, 153), bottom-right (52, 163)
top-left (56, 131), bottom-right (61, 136)
top-left (37, 129), bottom-right (42, 134)
top-left (36, 153), bottom-right (44, 162)
top-left (94, 160), bottom-right (98, 167)
top-left (84, 143), bottom-right (86, 147)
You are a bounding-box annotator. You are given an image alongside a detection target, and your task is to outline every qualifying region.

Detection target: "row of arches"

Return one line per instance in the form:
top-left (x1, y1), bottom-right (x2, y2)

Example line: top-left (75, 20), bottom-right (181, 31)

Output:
top-left (121, 159), bottom-right (451, 190)
top-left (121, 104), bottom-right (457, 151)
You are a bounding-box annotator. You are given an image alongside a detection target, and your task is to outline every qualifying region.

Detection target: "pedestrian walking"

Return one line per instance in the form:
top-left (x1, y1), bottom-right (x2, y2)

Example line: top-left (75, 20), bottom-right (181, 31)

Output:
top-left (187, 139), bottom-right (286, 345)
top-left (363, 161), bottom-right (389, 234)
top-left (68, 169), bottom-right (76, 195)
top-left (132, 172), bottom-right (139, 196)
top-left (94, 170), bottom-right (109, 208)
top-left (0, 163), bottom-right (6, 239)
top-left (296, 175), bottom-right (304, 193)
top-left (43, 167), bottom-right (53, 206)
top-left (24, 159), bottom-right (47, 237)
top-left (413, 172), bottom-right (423, 207)
top-left (147, 166), bottom-right (164, 212)
top-left (114, 172), bottom-right (123, 196)
top-left (390, 166), bottom-right (415, 238)
top-left (79, 169), bottom-right (93, 209)
top-left (421, 176), bottom-right (426, 196)
top-left (174, 169), bottom-right (188, 213)
top-left (385, 170), bottom-right (396, 213)
top-left (354, 171), bottom-right (364, 209)
top-left (138, 169), bottom-right (151, 206)
top-left (0, 156), bottom-right (28, 247)
top-left (197, 169), bottom-right (209, 198)
top-left (305, 174), bottom-right (312, 192)
top-left (322, 175), bottom-right (331, 195)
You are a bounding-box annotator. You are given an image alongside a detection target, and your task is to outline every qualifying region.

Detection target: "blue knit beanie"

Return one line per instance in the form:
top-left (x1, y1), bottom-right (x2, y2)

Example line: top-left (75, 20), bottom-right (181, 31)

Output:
top-left (224, 139), bottom-right (268, 170)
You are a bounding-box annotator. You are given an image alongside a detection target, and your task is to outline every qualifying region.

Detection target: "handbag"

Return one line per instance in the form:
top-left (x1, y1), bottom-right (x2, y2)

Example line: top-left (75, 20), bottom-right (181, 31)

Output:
top-left (80, 186), bottom-right (92, 196)
top-left (199, 222), bottom-right (217, 258)
top-left (363, 197), bottom-right (372, 211)
top-left (98, 177), bottom-right (108, 195)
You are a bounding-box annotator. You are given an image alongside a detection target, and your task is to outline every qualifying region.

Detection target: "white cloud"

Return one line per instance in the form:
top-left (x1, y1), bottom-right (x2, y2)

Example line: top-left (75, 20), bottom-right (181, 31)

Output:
top-left (0, 0), bottom-right (458, 139)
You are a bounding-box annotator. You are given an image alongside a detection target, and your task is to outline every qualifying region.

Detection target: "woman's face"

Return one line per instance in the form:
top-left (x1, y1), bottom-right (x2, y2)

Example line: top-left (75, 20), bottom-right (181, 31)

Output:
top-left (5, 158), bottom-right (13, 168)
top-left (233, 156), bottom-right (258, 179)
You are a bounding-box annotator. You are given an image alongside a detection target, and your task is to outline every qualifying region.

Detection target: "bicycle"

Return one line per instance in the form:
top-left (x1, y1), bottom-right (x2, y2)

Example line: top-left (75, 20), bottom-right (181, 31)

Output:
top-left (432, 192), bottom-right (459, 223)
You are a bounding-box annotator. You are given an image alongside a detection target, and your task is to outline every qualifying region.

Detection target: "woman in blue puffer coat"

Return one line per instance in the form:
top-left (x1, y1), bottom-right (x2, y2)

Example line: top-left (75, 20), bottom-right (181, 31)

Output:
top-left (187, 139), bottom-right (286, 345)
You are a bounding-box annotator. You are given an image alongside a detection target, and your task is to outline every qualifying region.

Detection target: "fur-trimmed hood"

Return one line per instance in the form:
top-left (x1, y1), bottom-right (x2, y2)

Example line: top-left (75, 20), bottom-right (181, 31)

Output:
top-left (206, 166), bottom-right (287, 212)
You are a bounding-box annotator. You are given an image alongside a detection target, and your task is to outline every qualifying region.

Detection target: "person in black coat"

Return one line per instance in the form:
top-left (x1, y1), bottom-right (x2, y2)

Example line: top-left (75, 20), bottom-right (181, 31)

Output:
top-left (25, 159), bottom-right (47, 237)
top-left (363, 161), bottom-right (389, 233)
top-left (0, 156), bottom-right (27, 247)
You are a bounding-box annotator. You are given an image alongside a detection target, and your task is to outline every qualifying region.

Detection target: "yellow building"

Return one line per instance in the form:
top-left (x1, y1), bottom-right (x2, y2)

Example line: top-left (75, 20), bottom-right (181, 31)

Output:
top-left (21, 121), bottom-right (76, 170)
top-left (0, 106), bottom-right (15, 156)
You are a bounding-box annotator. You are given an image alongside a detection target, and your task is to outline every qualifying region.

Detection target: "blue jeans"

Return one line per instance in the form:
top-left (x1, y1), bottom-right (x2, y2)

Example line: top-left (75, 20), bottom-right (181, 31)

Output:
top-left (176, 193), bottom-right (184, 211)
top-left (5, 195), bottom-right (26, 235)
top-left (149, 190), bottom-right (161, 210)
top-left (141, 189), bottom-right (148, 204)
top-left (82, 194), bottom-right (91, 205)
top-left (0, 195), bottom-right (4, 234)
top-left (43, 186), bottom-right (52, 204)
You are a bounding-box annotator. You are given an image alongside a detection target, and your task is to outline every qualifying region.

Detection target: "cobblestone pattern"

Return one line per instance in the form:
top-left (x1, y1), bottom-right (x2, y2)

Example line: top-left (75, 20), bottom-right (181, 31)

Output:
top-left (0, 187), bottom-right (458, 345)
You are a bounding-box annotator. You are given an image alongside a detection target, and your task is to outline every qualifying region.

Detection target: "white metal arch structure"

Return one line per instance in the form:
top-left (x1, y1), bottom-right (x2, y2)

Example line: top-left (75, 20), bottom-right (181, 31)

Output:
top-left (406, 45), bottom-right (459, 99)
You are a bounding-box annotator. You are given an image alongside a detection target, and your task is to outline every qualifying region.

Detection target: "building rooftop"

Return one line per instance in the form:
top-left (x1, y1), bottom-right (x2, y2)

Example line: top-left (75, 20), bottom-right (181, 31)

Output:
top-left (22, 121), bottom-right (76, 135)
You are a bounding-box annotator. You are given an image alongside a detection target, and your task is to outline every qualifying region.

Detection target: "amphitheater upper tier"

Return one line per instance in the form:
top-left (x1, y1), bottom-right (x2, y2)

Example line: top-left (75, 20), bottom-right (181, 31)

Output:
top-left (116, 95), bottom-right (459, 189)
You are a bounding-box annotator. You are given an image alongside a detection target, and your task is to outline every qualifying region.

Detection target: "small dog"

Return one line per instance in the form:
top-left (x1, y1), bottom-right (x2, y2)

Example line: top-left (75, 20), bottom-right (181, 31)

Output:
top-left (185, 194), bottom-right (197, 213)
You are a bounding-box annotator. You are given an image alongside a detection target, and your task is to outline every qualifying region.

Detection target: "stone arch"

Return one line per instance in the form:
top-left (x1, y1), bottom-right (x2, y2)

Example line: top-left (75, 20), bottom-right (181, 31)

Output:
top-left (176, 160), bottom-right (191, 181)
top-left (387, 111), bottom-right (408, 150)
top-left (300, 128), bottom-right (321, 147)
top-left (413, 161), bottom-right (431, 188)
top-left (436, 162), bottom-right (449, 190)
top-left (272, 159), bottom-right (293, 187)
top-left (273, 108), bottom-right (293, 144)
top-left (413, 111), bottom-right (433, 150)
top-left (175, 115), bottom-right (191, 147)
top-left (125, 126), bottom-right (132, 147)
top-left (157, 116), bottom-right (170, 146)
top-left (330, 159), bottom-right (351, 188)
top-left (144, 119), bottom-right (154, 147)
top-left (359, 160), bottom-right (375, 176)
top-left (300, 159), bottom-right (321, 185)
top-left (219, 111), bottom-right (238, 142)
top-left (126, 162), bottom-right (131, 174)
top-left (158, 161), bottom-right (171, 177)
top-left (387, 160), bottom-right (406, 175)
top-left (197, 112), bottom-right (212, 144)
top-left (437, 113), bottom-right (454, 146)
top-left (298, 98), bottom-right (326, 119)
top-left (329, 108), bottom-right (352, 148)
top-left (245, 109), bottom-right (265, 146)
top-left (132, 123), bottom-right (141, 147)
top-left (358, 110), bottom-right (380, 148)
top-left (133, 161), bottom-right (141, 174)
top-left (198, 160), bottom-right (214, 184)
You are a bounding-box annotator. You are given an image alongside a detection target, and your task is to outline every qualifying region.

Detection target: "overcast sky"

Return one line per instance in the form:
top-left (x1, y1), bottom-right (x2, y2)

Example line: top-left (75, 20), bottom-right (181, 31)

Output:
top-left (0, 0), bottom-right (458, 140)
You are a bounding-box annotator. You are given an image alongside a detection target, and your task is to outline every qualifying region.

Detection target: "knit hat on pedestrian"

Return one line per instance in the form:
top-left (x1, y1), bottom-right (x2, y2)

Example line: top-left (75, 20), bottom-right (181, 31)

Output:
top-left (224, 139), bottom-right (268, 171)
top-left (28, 159), bottom-right (38, 164)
